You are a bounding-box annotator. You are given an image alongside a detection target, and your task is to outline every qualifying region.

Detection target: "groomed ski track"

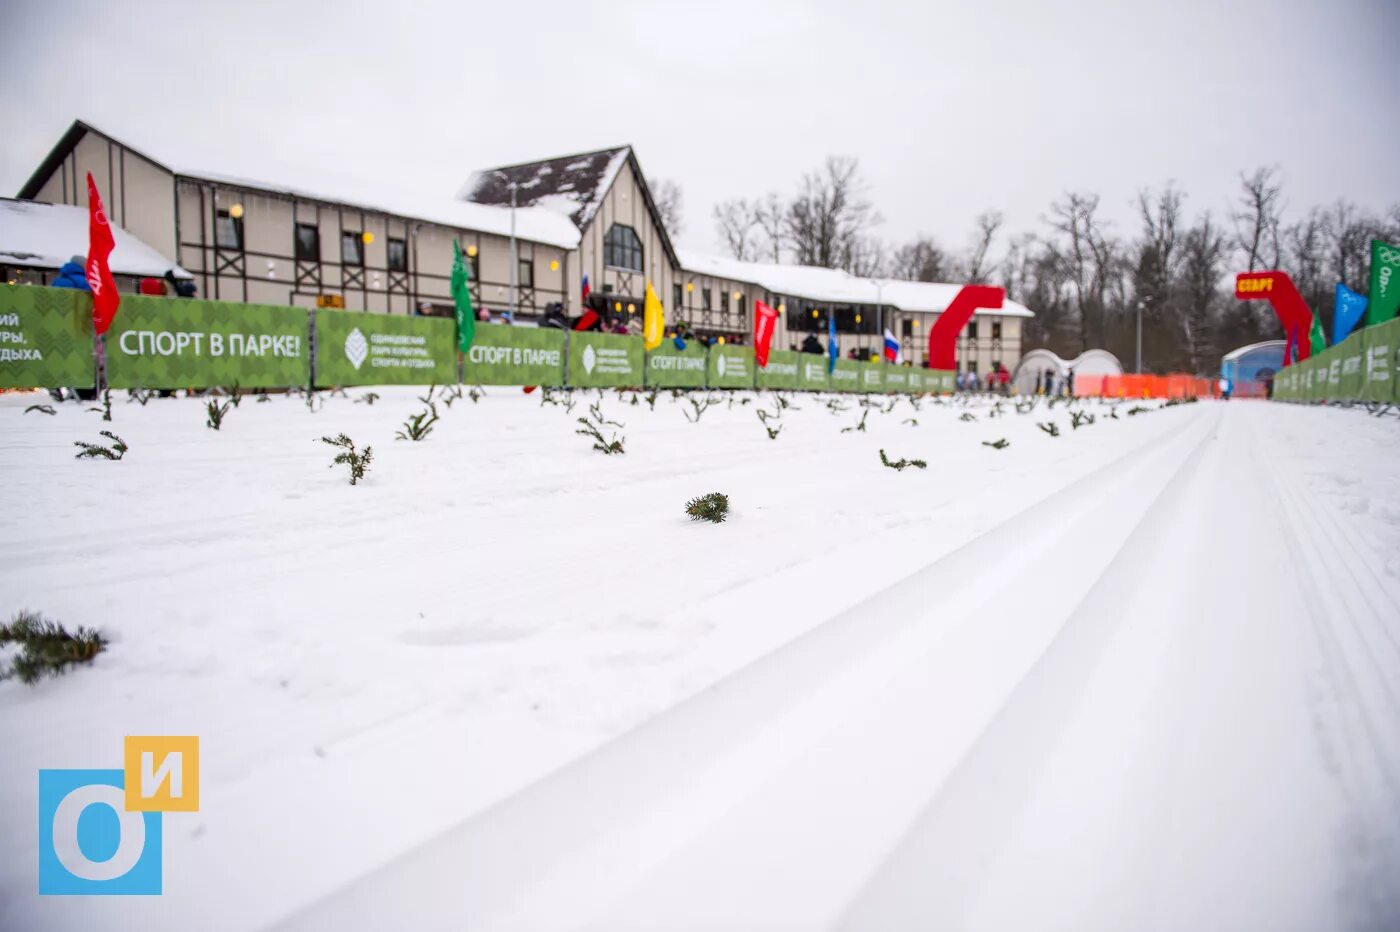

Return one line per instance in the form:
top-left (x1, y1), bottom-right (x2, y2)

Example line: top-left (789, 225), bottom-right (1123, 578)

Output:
top-left (280, 403), bottom-right (1400, 932)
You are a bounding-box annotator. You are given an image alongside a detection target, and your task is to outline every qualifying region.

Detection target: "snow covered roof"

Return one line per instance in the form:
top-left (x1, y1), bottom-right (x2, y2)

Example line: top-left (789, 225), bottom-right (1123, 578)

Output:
top-left (0, 198), bottom-right (190, 278)
top-left (1222, 340), bottom-right (1285, 362)
top-left (20, 120), bottom-right (581, 250)
top-left (459, 146), bottom-right (631, 231)
top-left (677, 249), bottom-right (1035, 318)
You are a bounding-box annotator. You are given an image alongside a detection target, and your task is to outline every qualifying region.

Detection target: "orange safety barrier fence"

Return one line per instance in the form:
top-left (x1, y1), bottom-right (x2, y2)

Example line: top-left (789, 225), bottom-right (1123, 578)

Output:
top-left (1073, 373), bottom-right (1217, 399)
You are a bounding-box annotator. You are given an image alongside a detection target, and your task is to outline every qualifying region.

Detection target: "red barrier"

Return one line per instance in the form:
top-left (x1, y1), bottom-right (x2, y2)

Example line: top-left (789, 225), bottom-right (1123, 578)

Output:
top-left (1073, 374), bottom-right (1214, 399)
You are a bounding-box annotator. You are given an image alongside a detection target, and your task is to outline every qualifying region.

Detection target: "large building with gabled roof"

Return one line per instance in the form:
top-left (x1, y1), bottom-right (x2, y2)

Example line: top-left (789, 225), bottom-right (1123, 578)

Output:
top-left (9, 119), bottom-right (1032, 373)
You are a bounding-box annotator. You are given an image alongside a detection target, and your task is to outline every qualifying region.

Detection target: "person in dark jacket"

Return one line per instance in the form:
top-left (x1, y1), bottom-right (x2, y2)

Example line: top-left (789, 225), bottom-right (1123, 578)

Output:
top-left (164, 269), bottom-right (197, 298)
top-left (801, 333), bottom-right (824, 355)
top-left (52, 256), bottom-right (89, 290)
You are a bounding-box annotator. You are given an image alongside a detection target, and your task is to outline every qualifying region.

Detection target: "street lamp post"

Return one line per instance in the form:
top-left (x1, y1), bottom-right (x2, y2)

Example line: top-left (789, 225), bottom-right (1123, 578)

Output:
top-left (493, 171), bottom-right (518, 318)
top-left (875, 280), bottom-right (884, 360)
top-left (1135, 296), bottom-right (1151, 374)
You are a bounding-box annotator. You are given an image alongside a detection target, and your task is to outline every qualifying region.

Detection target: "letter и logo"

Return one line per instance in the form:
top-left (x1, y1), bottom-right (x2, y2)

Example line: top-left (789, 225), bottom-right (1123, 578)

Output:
top-left (37, 736), bottom-right (199, 895)
top-left (344, 327), bottom-right (368, 370)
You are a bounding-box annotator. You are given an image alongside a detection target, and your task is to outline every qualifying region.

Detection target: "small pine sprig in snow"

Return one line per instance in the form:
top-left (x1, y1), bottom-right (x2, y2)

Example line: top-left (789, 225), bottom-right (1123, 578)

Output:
top-left (576, 416), bottom-right (625, 454)
top-left (320, 433), bottom-right (373, 485)
top-left (25, 404), bottom-right (57, 416)
top-left (206, 399), bottom-right (231, 430)
top-left (396, 403), bottom-right (439, 441)
top-left (880, 449), bottom-right (927, 471)
top-left (73, 430), bottom-right (128, 460)
top-left (685, 492), bottom-right (729, 523)
top-left (0, 610), bottom-right (107, 685)
top-left (982, 438), bottom-right (1010, 450)
top-left (1037, 422), bottom-right (1060, 437)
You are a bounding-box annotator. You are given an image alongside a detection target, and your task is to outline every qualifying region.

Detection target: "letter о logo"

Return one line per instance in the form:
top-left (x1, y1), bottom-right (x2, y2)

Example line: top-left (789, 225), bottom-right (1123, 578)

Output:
top-left (38, 737), bottom-right (198, 895)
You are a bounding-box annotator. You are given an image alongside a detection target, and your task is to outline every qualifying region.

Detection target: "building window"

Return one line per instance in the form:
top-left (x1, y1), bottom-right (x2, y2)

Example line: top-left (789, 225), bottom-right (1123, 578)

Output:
top-left (967, 321), bottom-right (979, 339)
top-left (295, 223), bottom-right (320, 262)
top-left (702, 287), bottom-right (712, 311)
top-left (517, 258), bottom-right (534, 287)
top-left (387, 237), bottom-right (407, 273)
top-left (992, 321), bottom-right (1002, 340)
top-left (603, 224), bottom-right (643, 272)
top-left (735, 293), bottom-right (746, 319)
top-left (967, 360), bottom-right (978, 376)
top-left (342, 231), bottom-right (363, 266)
top-left (215, 209), bottom-right (243, 251)
top-left (901, 319), bottom-right (913, 338)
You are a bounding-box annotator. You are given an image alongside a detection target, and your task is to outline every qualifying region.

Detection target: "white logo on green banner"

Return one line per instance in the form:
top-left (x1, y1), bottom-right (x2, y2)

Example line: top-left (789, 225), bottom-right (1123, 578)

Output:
top-left (716, 354), bottom-right (728, 378)
top-left (345, 328), bottom-right (368, 370)
top-left (582, 344), bottom-right (597, 375)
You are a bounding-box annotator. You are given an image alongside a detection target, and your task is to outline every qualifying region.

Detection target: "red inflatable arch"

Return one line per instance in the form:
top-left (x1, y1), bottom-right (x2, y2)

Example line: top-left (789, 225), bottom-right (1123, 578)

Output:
top-left (1234, 271), bottom-right (1316, 364)
top-left (928, 285), bottom-right (1005, 371)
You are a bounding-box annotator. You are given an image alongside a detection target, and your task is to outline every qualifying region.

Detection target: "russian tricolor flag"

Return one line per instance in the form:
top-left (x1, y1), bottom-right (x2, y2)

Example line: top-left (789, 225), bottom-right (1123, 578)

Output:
top-left (883, 328), bottom-right (901, 363)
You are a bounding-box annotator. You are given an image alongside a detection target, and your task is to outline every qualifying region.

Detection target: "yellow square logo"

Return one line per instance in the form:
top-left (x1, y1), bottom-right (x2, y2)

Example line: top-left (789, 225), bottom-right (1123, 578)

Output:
top-left (123, 736), bottom-right (199, 812)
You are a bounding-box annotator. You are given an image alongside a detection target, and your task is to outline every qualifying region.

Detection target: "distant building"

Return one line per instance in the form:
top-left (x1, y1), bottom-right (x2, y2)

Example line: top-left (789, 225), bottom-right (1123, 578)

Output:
top-left (11, 119), bottom-right (1034, 371)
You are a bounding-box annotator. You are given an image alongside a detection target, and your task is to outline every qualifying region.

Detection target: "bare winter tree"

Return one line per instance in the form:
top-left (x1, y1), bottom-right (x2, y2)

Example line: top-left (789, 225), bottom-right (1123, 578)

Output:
top-left (754, 192), bottom-right (786, 263)
top-left (844, 236), bottom-right (887, 278)
top-left (1231, 166), bottom-right (1284, 271)
top-left (1284, 207), bottom-right (1329, 335)
top-left (654, 179), bottom-right (684, 235)
top-left (890, 236), bottom-right (949, 282)
top-left (964, 210), bottom-right (1004, 283)
top-left (713, 198), bottom-right (760, 261)
top-left (785, 156), bottom-right (881, 271)
top-left (1179, 212), bottom-right (1227, 373)
top-left (1129, 184), bottom-right (1185, 367)
top-left (1047, 192), bottom-right (1119, 353)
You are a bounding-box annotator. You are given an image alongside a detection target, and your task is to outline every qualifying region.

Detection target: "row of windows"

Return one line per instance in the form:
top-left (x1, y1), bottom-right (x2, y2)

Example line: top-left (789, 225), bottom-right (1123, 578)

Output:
top-left (215, 210), bottom-right (535, 284)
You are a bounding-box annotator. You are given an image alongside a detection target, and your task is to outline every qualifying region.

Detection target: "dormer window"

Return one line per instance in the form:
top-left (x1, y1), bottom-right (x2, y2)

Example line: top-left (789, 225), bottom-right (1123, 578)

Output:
top-left (603, 224), bottom-right (643, 272)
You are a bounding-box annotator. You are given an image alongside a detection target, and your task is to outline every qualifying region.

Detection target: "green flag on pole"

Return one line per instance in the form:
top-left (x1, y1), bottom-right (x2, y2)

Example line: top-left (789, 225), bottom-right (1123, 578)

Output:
top-left (1308, 312), bottom-right (1327, 356)
top-left (1368, 238), bottom-right (1400, 326)
top-left (451, 240), bottom-right (476, 354)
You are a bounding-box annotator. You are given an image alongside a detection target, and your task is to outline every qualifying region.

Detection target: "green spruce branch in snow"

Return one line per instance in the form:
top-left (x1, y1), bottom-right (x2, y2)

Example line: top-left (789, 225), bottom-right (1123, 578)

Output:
top-left (685, 492), bottom-right (729, 523)
top-left (1071, 411), bottom-right (1095, 429)
top-left (0, 610), bottom-right (107, 685)
top-left (841, 410), bottom-right (869, 433)
top-left (959, 411), bottom-right (977, 422)
top-left (355, 392), bottom-right (380, 406)
top-left (321, 433), bottom-right (373, 485)
top-left (576, 416), bottom-right (625, 454)
top-left (127, 389), bottom-right (152, 406)
top-left (983, 438), bottom-right (1011, 450)
top-left (73, 430), bottom-right (128, 460)
top-left (87, 388), bottom-right (112, 421)
top-left (24, 404), bottom-right (57, 416)
top-left (206, 399), bottom-right (231, 430)
top-left (396, 403), bottom-right (440, 441)
top-left (1037, 422), bottom-right (1060, 437)
top-left (880, 449), bottom-right (927, 471)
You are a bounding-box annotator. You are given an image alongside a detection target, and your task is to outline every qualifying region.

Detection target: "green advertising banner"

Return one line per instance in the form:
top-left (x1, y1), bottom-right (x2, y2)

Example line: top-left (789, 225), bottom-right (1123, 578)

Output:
top-left (1336, 332), bottom-right (1366, 399)
top-left (315, 308), bottom-right (454, 388)
top-left (570, 331), bottom-right (643, 388)
top-left (1361, 317), bottom-right (1400, 403)
top-left (0, 285), bottom-right (94, 388)
top-left (459, 324), bottom-right (564, 387)
top-left (756, 350), bottom-right (800, 391)
top-left (1310, 351), bottom-right (1332, 401)
top-left (796, 355), bottom-right (830, 392)
top-left (708, 344), bottom-right (754, 389)
top-left (644, 342), bottom-right (708, 388)
top-left (107, 295), bottom-right (308, 389)
top-left (883, 366), bottom-right (912, 393)
top-left (830, 359), bottom-right (862, 394)
top-left (931, 370), bottom-right (958, 394)
top-left (858, 362), bottom-right (885, 393)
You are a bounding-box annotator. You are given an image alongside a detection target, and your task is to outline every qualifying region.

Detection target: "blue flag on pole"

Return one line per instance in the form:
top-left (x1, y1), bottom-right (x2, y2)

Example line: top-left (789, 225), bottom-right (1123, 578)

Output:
top-left (1333, 283), bottom-right (1369, 344)
top-left (827, 310), bottom-right (838, 374)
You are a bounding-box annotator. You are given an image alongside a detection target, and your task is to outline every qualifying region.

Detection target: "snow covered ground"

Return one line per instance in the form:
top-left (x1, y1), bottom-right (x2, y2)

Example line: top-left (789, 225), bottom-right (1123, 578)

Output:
top-left (1, 387), bottom-right (1398, 931)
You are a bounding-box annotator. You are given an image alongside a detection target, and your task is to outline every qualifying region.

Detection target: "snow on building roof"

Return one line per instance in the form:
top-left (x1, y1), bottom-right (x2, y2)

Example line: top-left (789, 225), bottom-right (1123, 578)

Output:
top-left (459, 146), bottom-right (631, 231)
top-left (1221, 340), bottom-right (1285, 362)
top-left (0, 198), bottom-right (190, 278)
top-left (31, 120), bottom-right (581, 250)
top-left (677, 249), bottom-right (1035, 318)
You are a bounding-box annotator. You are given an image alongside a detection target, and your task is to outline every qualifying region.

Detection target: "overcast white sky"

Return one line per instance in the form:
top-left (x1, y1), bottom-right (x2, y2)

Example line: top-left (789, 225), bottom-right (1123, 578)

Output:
top-left (2, 0), bottom-right (1396, 259)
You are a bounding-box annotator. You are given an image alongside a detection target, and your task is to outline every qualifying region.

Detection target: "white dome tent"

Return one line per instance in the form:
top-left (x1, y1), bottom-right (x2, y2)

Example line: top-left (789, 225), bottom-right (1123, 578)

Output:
top-left (1012, 348), bottom-right (1123, 395)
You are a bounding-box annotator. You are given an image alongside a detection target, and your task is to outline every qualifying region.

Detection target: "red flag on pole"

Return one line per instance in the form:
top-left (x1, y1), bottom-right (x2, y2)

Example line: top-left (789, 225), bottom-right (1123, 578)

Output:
top-left (753, 300), bottom-right (778, 368)
top-left (85, 172), bottom-right (119, 335)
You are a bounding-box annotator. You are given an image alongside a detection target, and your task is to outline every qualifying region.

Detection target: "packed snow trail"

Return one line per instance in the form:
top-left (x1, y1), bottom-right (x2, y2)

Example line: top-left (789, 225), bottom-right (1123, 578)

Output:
top-left (278, 403), bottom-right (1400, 932)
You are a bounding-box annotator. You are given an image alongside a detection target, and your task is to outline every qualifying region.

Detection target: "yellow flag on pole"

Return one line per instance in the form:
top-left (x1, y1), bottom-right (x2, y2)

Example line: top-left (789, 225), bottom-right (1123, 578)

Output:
top-left (643, 282), bottom-right (665, 351)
